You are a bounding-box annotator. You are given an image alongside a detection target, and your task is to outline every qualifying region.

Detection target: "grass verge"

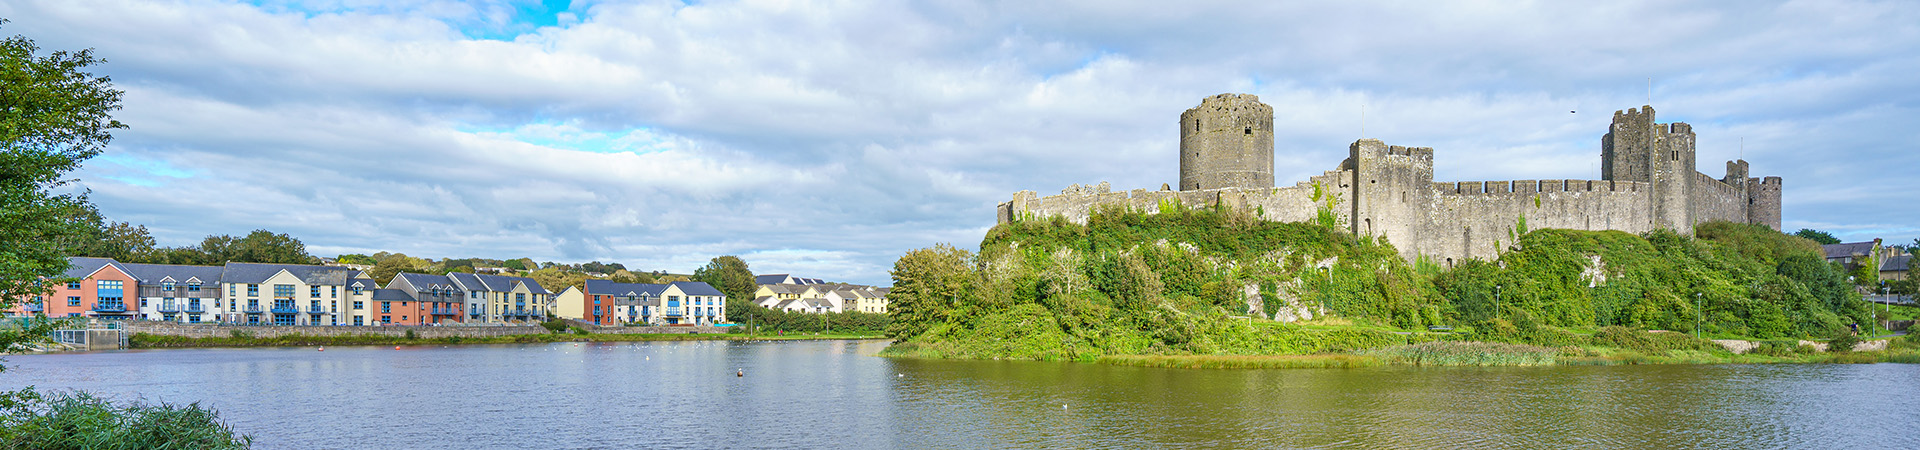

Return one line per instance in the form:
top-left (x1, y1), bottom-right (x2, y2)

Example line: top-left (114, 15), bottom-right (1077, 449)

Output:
top-left (1095, 354), bottom-right (1382, 369)
top-left (1358, 341), bottom-right (1558, 366)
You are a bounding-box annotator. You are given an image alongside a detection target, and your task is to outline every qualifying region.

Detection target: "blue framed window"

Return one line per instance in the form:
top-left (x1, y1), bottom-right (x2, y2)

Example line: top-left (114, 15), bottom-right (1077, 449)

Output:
top-left (310, 286), bottom-right (320, 298)
top-left (248, 284), bottom-right (259, 297)
top-left (67, 296), bottom-right (80, 306)
top-left (66, 281), bottom-right (81, 290)
top-left (381, 302), bottom-right (391, 313)
top-left (188, 282), bottom-right (201, 292)
top-left (353, 301), bottom-right (363, 310)
top-left (330, 286), bottom-right (337, 297)
top-left (274, 284), bottom-right (294, 298)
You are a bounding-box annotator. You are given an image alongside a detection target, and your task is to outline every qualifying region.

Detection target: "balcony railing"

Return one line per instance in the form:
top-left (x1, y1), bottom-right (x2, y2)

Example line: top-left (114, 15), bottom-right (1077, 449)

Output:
top-left (92, 304), bottom-right (127, 313)
top-left (270, 306), bottom-right (299, 314)
top-left (187, 305), bottom-right (205, 313)
top-left (308, 305), bottom-right (327, 313)
top-left (158, 305), bottom-right (182, 313)
top-left (664, 308), bottom-right (683, 317)
top-left (24, 304), bottom-right (43, 312)
top-left (244, 305), bottom-right (263, 313)
top-left (431, 308), bottom-right (458, 315)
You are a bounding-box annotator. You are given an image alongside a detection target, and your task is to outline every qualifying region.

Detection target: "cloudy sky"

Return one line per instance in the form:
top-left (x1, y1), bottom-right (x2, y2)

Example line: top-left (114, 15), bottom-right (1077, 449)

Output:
top-left (5, 0), bottom-right (1916, 285)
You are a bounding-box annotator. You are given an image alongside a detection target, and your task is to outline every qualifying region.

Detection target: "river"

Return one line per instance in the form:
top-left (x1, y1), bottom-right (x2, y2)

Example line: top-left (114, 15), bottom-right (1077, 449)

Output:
top-left (1, 340), bottom-right (1915, 449)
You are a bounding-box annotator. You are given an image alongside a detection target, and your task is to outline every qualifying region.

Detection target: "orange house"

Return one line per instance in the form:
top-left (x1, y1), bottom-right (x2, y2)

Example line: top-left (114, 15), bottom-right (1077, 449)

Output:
top-left (14, 257), bottom-right (140, 319)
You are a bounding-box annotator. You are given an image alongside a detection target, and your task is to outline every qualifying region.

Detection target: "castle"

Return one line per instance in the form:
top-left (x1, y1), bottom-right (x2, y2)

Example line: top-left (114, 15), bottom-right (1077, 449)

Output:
top-left (997, 93), bottom-right (1783, 265)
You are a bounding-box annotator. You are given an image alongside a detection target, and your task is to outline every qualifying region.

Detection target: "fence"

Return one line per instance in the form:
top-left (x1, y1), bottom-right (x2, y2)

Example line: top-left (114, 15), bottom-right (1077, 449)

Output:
top-left (49, 329), bottom-right (125, 351)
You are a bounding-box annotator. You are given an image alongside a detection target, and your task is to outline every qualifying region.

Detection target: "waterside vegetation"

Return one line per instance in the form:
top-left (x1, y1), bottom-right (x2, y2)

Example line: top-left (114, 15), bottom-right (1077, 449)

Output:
top-left (881, 205), bottom-right (1909, 368)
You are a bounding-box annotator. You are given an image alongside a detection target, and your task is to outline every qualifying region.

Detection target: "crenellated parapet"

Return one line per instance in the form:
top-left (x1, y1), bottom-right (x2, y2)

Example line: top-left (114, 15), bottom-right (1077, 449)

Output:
top-left (999, 95), bottom-right (1785, 265)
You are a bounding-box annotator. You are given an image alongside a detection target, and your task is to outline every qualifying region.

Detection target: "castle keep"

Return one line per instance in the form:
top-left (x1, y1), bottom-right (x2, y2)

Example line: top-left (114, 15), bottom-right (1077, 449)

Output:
top-left (997, 93), bottom-right (1784, 264)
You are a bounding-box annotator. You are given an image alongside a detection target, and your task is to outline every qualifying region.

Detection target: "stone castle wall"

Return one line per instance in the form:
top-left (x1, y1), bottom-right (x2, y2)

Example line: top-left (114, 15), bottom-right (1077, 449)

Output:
top-left (997, 95), bottom-right (1785, 265)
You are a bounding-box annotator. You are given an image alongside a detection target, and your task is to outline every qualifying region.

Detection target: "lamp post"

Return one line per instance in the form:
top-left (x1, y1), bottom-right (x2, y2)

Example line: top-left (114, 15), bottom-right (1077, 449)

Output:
top-left (1695, 292), bottom-right (1703, 340)
top-left (1494, 284), bottom-right (1502, 321)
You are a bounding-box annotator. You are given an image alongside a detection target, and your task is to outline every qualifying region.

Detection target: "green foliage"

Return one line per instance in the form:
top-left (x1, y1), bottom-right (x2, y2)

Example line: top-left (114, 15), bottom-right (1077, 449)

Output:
top-left (1589, 327), bottom-right (1723, 354)
top-left (194, 230), bottom-right (317, 265)
top-left (1096, 354), bottom-right (1380, 369)
top-left (1792, 228), bottom-right (1841, 245)
top-left (539, 319), bottom-right (570, 334)
top-left (1359, 341), bottom-right (1558, 366)
top-left (887, 244), bottom-right (975, 340)
top-left (0, 388), bottom-right (250, 449)
top-left (1827, 333), bottom-right (1860, 353)
top-left (0, 21), bottom-right (123, 306)
top-left (693, 256), bottom-right (756, 321)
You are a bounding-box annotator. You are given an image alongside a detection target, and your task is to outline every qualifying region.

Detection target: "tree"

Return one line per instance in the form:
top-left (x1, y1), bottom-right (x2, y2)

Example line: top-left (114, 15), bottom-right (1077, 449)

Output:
top-left (199, 229), bottom-right (314, 264)
top-left (886, 244), bottom-right (974, 340)
top-left (694, 256), bottom-right (756, 323)
top-left (1793, 229), bottom-right (1841, 245)
top-left (368, 254), bottom-right (431, 284)
top-left (0, 19), bottom-right (126, 306)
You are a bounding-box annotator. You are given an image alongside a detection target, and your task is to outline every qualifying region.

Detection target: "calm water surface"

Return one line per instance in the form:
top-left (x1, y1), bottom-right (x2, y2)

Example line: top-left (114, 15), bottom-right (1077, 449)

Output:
top-left (2, 340), bottom-right (1916, 449)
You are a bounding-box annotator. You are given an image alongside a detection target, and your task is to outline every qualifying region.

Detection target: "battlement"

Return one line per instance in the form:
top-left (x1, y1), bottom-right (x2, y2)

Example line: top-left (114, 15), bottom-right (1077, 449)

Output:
top-left (1614, 105), bottom-right (1656, 123)
top-left (1760, 176), bottom-right (1782, 186)
top-left (1436, 179), bottom-right (1646, 195)
top-left (1666, 122), bottom-right (1693, 135)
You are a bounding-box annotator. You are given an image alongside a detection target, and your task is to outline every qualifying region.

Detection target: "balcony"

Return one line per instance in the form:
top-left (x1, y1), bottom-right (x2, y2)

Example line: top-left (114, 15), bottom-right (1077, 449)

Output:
top-left (187, 305), bottom-right (205, 313)
top-left (24, 304), bottom-right (43, 312)
top-left (244, 305), bottom-right (263, 313)
top-left (308, 305), bottom-right (327, 314)
top-left (158, 304), bottom-right (182, 313)
top-left (92, 304), bottom-right (127, 313)
top-left (664, 308), bottom-right (683, 317)
top-left (270, 306), bottom-right (299, 314)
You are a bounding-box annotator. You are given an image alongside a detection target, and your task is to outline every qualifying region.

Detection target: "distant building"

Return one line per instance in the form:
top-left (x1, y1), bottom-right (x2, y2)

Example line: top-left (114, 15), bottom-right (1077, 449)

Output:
top-left (563, 280), bottom-right (728, 325)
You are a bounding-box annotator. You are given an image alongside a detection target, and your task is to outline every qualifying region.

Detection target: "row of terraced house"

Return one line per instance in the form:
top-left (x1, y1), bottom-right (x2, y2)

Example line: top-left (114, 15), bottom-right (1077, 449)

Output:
top-left (6, 257), bottom-right (559, 326)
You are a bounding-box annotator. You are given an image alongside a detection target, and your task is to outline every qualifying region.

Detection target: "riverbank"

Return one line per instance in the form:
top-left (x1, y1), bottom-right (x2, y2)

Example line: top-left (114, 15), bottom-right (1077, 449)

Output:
top-left (883, 324), bottom-right (1920, 368)
top-left (128, 332), bottom-right (885, 349)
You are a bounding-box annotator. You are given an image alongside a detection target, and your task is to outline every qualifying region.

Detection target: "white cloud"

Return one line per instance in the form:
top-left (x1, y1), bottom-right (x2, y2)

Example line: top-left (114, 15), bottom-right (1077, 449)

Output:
top-left (4, 0), bottom-right (1917, 285)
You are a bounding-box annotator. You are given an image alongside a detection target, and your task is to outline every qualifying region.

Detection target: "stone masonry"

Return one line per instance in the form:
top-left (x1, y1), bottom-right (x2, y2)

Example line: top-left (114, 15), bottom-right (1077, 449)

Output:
top-left (998, 95), bottom-right (1784, 265)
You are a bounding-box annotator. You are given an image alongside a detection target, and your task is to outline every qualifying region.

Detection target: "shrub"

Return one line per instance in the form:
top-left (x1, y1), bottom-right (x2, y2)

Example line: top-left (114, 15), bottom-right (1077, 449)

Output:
top-left (1359, 341), bottom-right (1557, 366)
top-left (403, 330), bottom-right (417, 340)
top-left (0, 388), bottom-right (251, 449)
top-left (539, 319), bottom-right (569, 334)
top-left (1827, 333), bottom-right (1860, 353)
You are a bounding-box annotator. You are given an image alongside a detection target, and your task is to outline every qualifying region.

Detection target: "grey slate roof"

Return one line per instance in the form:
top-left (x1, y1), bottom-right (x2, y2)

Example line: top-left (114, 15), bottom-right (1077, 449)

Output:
top-left (672, 281), bottom-right (725, 297)
top-left (62, 257), bottom-right (126, 279)
top-left (448, 272), bottom-right (551, 295)
top-left (755, 274), bottom-right (790, 285)
top-left (220, 262), bottom-right (356, 285)
top-left (371, 289), bottom-right (414, 301)
top-left (394, 272), bottom-right (459, 291)
top-left (583, 280), bottom-right (669, 297)
top-left (1884, 255), bottom-right (1912, 272)
top-left (120, 263), bottom-right (226, 285)
top-left (1824, 242), bottom-right (1878, 259)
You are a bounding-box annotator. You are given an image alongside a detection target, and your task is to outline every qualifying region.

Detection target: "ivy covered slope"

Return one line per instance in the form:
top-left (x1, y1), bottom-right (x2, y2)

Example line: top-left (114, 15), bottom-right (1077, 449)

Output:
top-left (883, 205), bottom-right (1869, 361)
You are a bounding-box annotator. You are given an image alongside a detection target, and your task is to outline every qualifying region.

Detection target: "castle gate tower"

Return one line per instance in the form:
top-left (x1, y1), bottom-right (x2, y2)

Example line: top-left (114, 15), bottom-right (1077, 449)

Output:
top-left (1602, 105), bottom-right (1697, 232)
top-left (1180, 93), bottom-right (1274, 191)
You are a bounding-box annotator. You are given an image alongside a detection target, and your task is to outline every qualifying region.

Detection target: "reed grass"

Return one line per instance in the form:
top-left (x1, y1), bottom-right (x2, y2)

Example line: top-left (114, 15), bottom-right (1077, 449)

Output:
top-left (0, 388), bottom-right (251, 449)
top-left (1359, 341), bottom-right (1558, 366)
top-left (1096, 354), bottom-right (1382, 369)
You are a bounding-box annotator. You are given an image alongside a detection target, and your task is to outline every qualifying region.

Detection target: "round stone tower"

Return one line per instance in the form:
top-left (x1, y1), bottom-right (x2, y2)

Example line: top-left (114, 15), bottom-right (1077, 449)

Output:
top-left (1179, 93), bottom-right (1274, 191)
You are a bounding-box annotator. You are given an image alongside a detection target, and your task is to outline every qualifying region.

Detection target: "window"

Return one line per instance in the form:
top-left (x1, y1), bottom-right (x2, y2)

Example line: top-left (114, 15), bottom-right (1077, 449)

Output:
top-left (229, 284), bottom-right (236, 296)
top-left (354, 316), bottom-right (364, 326)
top-left (67, 281), bottom-right (81, 290)
top-left (330, 286), bottom-right (338, 298)
top-left (68, 296), bottom-right (80, 306)
top-left (273, 284), bottom-right (292, 298)
top-left (381, 316), bottom-right (391, 324)
top-left (188, 282), bottom-right (201, 292)
top-left (140, 298), bottom-right (148, 307)
top-left (163, 282), bottom-right (175, 291)
top-left (381, 302), bottom-right (391, 313)
top-left (311, 286), bottom-right (320, 298)
top-left (351, 286), bottom-right (363, 294)
top-left (248, 284), bottom-right (259, 297)
top-left (189, 315), bottom-right (201, 324)
top-left (516, 293), bottom-right (526, 303)
top-left (353, 301), bottom-right (364, 310)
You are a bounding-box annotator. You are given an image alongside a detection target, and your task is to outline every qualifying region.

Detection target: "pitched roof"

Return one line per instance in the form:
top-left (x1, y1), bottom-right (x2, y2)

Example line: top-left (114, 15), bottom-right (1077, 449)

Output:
top-left (62, 257), bottom-right (129, 279)
top-left (371, 289), bottom-right (414, 301)
top-left (120, 262), bottom-right (225, 284)
top-left (1824, 242), bottom-right (1878, 259)
top-left (671, 281), bottom-right (725, 297)
top-left (584, 279), bottom-right (668, 297)
top-left (219, 262), bottom-right (355, 285)
top-left (1884, 255), bottom-right (1912, 272)
top-left (755, 274), bottom-right (791, 285)
top-left (447, 272), bottom-right (551, 295)
top-left (394, 272), bottom-right (459, 291)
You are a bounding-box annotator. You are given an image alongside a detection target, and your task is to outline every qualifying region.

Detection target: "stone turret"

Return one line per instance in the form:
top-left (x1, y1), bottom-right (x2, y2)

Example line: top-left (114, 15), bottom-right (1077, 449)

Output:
top-left (1179, 93), bottom-right (1274, 191)
top-left (1603, 105), bottom-right (1696, 232)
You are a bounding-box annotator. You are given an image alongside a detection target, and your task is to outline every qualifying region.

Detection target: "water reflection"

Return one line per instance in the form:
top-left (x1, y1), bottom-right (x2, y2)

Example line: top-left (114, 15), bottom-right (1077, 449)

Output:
top-left (1, 342), bottom-right (1914, 449)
